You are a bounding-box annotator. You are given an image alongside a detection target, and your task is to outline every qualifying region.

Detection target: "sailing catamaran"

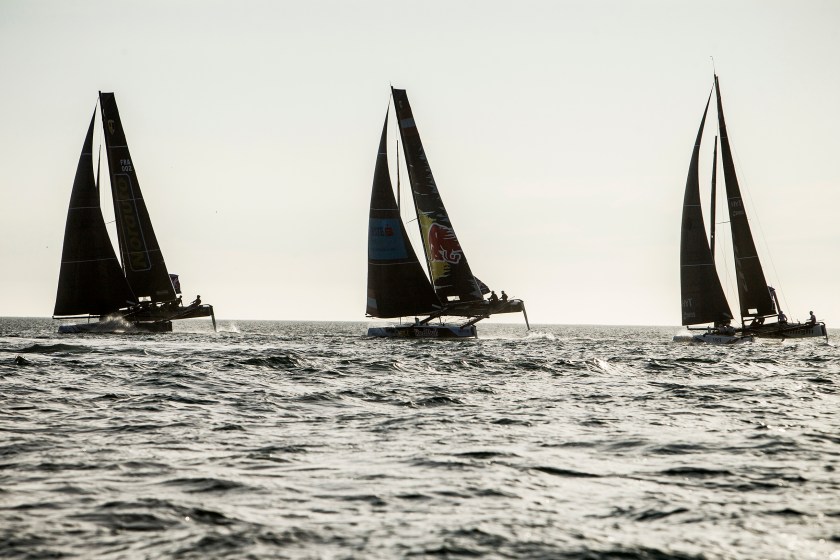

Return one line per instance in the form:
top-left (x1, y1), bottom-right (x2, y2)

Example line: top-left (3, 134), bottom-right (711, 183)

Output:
top-left (53, 92), bottom-right (215, 333)
top-left (366, 88), bottom-right (528, 338)
top-left (677, 75), bottom-right (826, 343)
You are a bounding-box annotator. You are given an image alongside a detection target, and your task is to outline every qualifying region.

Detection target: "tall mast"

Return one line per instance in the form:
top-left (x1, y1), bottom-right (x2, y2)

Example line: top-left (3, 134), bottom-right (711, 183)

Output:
top-left (710, 135), bottom-right (718, 257)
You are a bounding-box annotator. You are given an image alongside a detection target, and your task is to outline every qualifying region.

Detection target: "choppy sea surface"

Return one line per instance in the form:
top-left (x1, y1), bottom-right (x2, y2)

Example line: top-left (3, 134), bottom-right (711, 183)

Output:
top-left (1, 317), bottom-right (838, 560)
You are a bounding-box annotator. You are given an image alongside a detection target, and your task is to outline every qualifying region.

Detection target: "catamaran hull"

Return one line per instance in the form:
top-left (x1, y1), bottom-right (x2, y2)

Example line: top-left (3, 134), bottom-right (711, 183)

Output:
top-left (744, 322), bottom-right (827, 340)
top-left (368, 324), bottom-right (477, 339)
top-left (56, 304), bottom-right (215, 334)
top-left (123, 304), bottom-right (214, 322)
top-left (673, 332), bottom-right (753, 344)
top-left (58, 320), bottom-right (172, 334)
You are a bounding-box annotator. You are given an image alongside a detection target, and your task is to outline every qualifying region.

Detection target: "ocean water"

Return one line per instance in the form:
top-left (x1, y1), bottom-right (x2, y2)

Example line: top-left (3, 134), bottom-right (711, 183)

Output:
top-left (1, 317), bottom-right (838, 560)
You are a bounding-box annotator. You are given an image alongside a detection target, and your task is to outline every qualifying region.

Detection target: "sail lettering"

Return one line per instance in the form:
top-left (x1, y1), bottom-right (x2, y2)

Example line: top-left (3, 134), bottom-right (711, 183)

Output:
top-left (114, 175), bottom-right (150, 271)
top-left (729, 198), bottom-right (745, 217)
top-left (682, 297), bottom-right (696, 319)
top-left (368, 218), bottom-right (407, 260)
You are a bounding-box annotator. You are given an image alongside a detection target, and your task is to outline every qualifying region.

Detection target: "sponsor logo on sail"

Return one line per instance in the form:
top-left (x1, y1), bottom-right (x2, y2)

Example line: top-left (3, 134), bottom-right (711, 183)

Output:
top-left (114, 174), bottom-right (151, 272)
top-left (369, 218), bottom-right (407, 260)
top-left (682, 297), bottom-right (695, 319)
top-left (427, 223), bottom-right (462, 264)
top-left (729, 198), bottom-right (745, 217)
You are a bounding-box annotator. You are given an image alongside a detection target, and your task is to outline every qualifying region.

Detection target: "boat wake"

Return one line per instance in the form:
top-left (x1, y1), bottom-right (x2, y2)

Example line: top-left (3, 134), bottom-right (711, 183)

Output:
top-left (57, 316), bottom-right (136, 334)
top-left (523, 330), bottom-right (556, 341)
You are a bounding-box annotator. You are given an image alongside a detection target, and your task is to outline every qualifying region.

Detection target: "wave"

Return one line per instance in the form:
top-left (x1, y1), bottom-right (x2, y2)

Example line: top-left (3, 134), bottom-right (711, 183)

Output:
top-left (162, 477), bottom-right (248, 494)
top-left (532, 465), bottom-right (601, 478)
top-left (14, 343), bottom-right (93, 355)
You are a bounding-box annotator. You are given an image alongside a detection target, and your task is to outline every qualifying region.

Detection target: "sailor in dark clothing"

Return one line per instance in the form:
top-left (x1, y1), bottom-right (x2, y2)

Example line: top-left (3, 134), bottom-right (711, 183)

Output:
top-left (489, 291), bottom-right (499, 303)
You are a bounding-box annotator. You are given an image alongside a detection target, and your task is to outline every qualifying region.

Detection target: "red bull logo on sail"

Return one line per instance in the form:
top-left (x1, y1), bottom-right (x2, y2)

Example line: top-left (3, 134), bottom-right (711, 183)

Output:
top-left (427, 223), bottom-right (462, 264)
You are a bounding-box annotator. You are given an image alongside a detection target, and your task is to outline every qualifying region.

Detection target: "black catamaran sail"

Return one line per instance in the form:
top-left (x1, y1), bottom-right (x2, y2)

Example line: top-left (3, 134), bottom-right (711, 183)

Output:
top-left (713, 76), bottom-right (776, 321)
top-left (54, 93), bottom-right (215, 332)
top-left (54, 112), bottom-right (136, 317)
top-left (99, 93), bottom-right (176, 304)
top-left (367, 112), bottom-right (441, 318)
top-left (391, 88), bottom-right (485, 304)
top-left (677, 75), bottom-right (826, 342)
top-left (680, 92), bottom-right (733, 329)
top-left (366, 88), bottom-right (528, 338)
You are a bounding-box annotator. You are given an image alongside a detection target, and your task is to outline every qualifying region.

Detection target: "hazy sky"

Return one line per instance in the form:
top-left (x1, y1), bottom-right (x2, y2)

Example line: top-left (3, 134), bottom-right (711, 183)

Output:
top-left (1, 0), bottom-right (838, 326)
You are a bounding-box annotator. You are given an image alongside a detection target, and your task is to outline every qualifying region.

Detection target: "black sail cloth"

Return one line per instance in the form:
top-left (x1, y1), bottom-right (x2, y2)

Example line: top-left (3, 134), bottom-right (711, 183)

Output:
top-left (391, 88), bottom-right (484, 304)
top-left (679, 92), bottom-right (733, 326)
top-left (714, 76), bottom-right (775, 319)
top-left (100, 92), bottom-right (176, 302)
top-left (54, 112), bottom-right (135, 316)
top-left (366, 112), bottom-right (440, 318)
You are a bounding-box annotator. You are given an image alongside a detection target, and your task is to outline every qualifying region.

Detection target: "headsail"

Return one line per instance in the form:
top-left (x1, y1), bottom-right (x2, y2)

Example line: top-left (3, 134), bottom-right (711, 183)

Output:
top-left (680, 92), bottom-right (732, 326)
top-left (99, 92), bottom-right (176, 302)
top-left (391, 88), bottom-right (484, 303)
top-left (367, 112), bottom-right (441, 318)
top-left (54, 111), bottom-right (135, 316)
top-left (714, 75), bottom-right (775, 318)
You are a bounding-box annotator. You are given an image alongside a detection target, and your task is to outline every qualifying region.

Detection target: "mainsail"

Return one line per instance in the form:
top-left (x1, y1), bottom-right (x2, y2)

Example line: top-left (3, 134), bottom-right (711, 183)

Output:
top-left (391, 88), bottom-right (484, 303)
top-left (679, 92), bottom-right (732, 326)
top-left (100, 92), bottom-right (176, 302)
top-left (54, 112), bottom-right (135, 316)
top-left (714, 75), bottom-right (775, 318)
top-left (367, 112), bottom-right (440, 318)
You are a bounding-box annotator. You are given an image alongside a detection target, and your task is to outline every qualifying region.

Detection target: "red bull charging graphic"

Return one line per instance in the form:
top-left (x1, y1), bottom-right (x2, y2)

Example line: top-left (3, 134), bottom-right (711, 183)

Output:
top-left (427, 223), bottom-right (462, 264)
top-left (419, 214), bottom-right (466, 288)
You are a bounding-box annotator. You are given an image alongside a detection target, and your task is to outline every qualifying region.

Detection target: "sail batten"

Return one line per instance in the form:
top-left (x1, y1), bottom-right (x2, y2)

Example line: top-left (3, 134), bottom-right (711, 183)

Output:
top-left (714, 75), bottom-right (776, 318)
top-left (679, 91), bottom-right (733, 326)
